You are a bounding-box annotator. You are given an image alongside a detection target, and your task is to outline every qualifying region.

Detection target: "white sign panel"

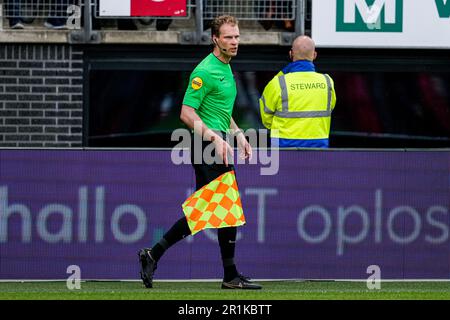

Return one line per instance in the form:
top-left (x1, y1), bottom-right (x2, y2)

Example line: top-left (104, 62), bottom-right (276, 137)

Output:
top-left (98, 0), bottom-right (187, 17)
top-left (99, 0), bottom-right (131, 16)
top-left (312, 0), bottom-right (450, 48)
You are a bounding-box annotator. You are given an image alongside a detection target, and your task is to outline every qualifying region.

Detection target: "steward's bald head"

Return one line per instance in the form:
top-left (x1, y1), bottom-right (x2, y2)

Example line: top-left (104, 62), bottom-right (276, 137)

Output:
top-left (291, 36), bottom-right (317, 61)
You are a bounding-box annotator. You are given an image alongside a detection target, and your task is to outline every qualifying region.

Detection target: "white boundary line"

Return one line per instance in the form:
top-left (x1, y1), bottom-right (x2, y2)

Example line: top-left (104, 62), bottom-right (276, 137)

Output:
top-left (1, 278), bottom-right (450, 283)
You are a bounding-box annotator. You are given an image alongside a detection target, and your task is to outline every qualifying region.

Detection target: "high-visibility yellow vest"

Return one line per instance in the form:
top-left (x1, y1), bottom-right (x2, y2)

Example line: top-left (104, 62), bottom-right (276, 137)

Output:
top-left (260, 71), bottom-right (336, 145)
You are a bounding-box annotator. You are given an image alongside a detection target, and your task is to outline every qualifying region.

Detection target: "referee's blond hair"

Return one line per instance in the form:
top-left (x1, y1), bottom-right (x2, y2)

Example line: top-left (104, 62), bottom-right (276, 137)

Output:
top-left (211, 15), bottom-right (238, 38)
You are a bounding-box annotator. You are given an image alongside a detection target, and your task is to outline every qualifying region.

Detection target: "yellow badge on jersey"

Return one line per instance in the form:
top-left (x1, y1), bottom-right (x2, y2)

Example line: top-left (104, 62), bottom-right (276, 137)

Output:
top-left (191, 77), bottom-right (203, 90)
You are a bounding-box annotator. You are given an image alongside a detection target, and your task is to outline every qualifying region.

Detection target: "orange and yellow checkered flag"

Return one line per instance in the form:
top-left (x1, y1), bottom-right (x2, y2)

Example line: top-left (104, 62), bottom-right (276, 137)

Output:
top-left (182, 171), bottom-right (246, 235)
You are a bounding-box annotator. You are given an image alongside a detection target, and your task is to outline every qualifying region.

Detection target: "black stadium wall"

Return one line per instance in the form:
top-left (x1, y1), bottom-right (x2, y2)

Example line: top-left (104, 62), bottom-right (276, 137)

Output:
top-left (0, 44), bottom-right (83, 148)
top-left (1, 43), bottom-right (450, 149)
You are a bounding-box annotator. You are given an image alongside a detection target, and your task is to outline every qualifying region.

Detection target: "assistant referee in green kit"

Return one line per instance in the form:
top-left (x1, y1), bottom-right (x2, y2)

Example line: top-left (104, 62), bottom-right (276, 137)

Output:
top-left (138, 15), bottom-right (262, 290)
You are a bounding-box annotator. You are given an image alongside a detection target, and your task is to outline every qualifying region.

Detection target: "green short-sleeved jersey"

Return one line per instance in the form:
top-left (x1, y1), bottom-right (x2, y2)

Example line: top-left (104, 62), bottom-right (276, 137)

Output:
top-left (183, 53), bottom-right (237, 132)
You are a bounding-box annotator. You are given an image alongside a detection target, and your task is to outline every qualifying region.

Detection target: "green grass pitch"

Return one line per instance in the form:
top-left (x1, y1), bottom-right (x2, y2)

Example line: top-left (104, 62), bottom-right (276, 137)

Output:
top-left (0, 281), bottom-right (449, 300)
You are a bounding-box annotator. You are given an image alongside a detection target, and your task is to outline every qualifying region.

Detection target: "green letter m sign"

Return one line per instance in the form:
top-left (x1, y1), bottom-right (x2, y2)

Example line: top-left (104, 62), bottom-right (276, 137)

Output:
top-left (337, 0), bottom-right (403, 32)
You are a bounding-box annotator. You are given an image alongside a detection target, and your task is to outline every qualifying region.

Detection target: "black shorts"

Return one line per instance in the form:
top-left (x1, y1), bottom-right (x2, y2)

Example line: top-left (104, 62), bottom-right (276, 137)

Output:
top-left (190, 132), bottom-right (235, 190)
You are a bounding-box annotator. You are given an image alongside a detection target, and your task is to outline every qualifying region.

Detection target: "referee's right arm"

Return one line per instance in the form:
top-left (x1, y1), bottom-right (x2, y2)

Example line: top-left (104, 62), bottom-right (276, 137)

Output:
top-left (180, 105), bottom-right (233, 166)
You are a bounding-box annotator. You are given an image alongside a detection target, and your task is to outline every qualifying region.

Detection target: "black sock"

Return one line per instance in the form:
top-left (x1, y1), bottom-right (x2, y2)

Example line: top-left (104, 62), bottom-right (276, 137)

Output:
top-left (218, 227), bottom-right (239, 282)
top-left (151, 217), bottom-right (191, 261)
top-left (223, 264), bottom-right (239, 282)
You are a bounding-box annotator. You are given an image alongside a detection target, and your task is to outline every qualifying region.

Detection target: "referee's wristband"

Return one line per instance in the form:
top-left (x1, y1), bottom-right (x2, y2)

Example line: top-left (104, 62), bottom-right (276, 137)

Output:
top-left (234, 129), bottom-right (245, 137)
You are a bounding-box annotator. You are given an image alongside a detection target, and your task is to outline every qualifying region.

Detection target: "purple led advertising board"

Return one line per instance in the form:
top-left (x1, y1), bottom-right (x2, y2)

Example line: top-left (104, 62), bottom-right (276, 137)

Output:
top-left (0, 149), bottom-right (449, 280)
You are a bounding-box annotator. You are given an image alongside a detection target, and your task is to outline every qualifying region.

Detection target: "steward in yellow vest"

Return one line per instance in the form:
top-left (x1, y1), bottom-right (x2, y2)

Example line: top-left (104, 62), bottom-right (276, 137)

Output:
top-left (260, 36), bottom-right (336, 148)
